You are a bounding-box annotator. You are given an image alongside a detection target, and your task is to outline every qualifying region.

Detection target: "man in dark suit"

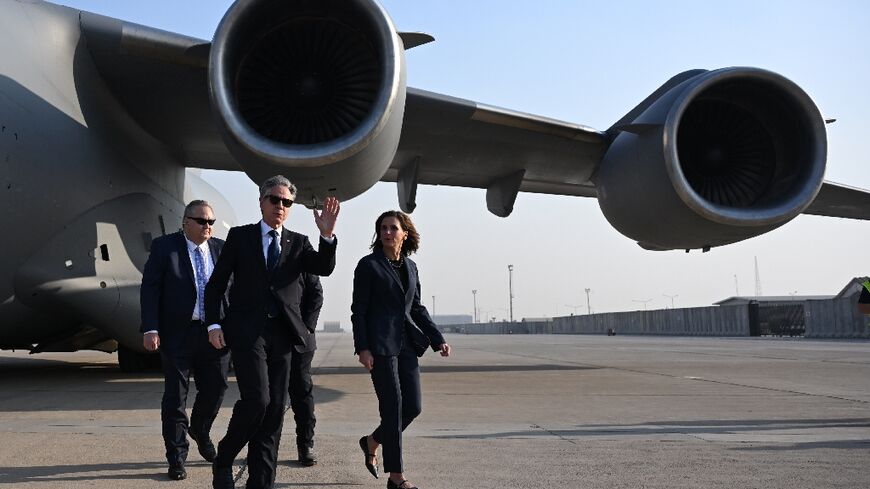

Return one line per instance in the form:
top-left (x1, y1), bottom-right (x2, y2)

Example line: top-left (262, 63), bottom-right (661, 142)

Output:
top-left (204, 175), bottom-right (339, 489)
top-left (140, 200), bottom-right (231, 481)
top-left (288, 272), bottom-right (323, 466)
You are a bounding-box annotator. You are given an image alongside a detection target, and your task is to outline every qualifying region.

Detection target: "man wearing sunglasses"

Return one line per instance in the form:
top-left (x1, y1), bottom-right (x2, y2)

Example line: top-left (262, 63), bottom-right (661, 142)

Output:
top-left (204, 175), bottom-right (339, 489)
top-left (140, 200), bottom-right (231, 481)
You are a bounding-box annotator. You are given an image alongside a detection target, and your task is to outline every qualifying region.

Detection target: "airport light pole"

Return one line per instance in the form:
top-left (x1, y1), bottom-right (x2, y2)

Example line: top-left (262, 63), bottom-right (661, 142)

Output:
top-left (632, 298), bottom-right (653, 310)
top-left (432, 295), bottom-right (435, 317)
top-left (662, 293), bottom-right (678, 309)
top-left (508, 264), bottom-right (514, 322)
top-left (472, 289), bottom-right (478, 323)
top-left (584, 288), bottom-right (592, 314)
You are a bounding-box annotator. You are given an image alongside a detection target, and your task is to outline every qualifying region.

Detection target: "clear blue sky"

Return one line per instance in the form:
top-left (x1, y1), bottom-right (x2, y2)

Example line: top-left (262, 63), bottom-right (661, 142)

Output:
top-left (58, 0), bottom-right (870, 324)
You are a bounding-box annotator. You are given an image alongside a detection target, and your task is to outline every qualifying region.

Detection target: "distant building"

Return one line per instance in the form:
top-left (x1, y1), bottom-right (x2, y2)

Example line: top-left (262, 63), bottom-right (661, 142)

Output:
top-left (714, 295), bottom-right (834, 307)
top-left (712, 279), bottom-right (869, 337)
top-left (835, 277), bottom-right (870, 299)
top-left (322, 321), bottom-right (344, 333)
top-left (521, 317), bottom-right (553, 323)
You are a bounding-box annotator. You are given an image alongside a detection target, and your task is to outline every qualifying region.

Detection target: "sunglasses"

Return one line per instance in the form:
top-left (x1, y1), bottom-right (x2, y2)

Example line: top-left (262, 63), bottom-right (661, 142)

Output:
top-left (264, 195), bottom-right (294, 207)
top-left (186, 216), bottom-right (216, 226)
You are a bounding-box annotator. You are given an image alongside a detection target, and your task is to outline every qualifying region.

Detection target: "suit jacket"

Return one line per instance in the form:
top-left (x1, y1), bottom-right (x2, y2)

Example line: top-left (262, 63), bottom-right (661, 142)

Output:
top-left (351, 248), bottom-right (445, 356)
top-left (296, 272), bottom-right (323, 353)
top-left (204, 223), bottom-right (336, 350)
top-left (139, 232), bottom-right (225, 351)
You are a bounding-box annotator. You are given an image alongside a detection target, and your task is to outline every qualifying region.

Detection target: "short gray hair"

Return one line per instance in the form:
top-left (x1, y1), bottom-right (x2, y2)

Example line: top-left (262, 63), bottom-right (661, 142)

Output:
top-left (259, 175), bottom-right (297, 200)
top-left (184, 200), bottom-right (213, 217)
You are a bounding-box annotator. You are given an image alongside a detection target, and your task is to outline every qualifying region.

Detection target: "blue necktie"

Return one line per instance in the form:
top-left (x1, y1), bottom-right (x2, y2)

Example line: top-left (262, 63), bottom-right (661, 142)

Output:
top-left (193, 246), bottom-right (208, 321)
top-left (267, 230), bottom-right (280, 271)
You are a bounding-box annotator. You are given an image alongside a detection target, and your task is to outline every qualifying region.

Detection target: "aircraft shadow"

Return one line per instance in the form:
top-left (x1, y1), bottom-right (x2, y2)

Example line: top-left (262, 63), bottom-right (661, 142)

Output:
top-left (427, 417), bottom-right (870, 451)
top-left (313, 364), bottom-right (597, 376)
top-left (0, 357), bottom-right (347, 411)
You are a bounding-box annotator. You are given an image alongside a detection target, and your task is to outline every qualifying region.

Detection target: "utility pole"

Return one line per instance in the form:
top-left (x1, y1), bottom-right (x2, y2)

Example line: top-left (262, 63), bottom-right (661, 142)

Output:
top-left (472, 289), bottom-right (478, 323)
top-left (432, 295), bottom-right (435, 317)
top-left (508, 264), bottom-right (514, 322)
top-left (754, 256), bottom-right (763, 296)
top-left (663, 293), bottom-right (678, 309)
top-left (734, 274), bottom-right (739, 296)
top-left (584, 288), bottom-right (592, 314)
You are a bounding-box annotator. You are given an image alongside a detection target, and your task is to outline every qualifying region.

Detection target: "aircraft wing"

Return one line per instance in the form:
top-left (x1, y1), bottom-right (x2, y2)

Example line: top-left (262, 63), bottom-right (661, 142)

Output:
top-left (803, 181), bottom-right (870, 220)
top-left (80, 7), bottom-right (870, 232)
top-left (80, 12), bottom-right (238, 171)
top-left (385, 88), bottom-right (606, 215)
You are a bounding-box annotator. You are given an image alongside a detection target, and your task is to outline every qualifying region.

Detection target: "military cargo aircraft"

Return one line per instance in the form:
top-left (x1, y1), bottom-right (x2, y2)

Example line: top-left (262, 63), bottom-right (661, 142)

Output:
top-left (1, 0), bottom-right (868, 369)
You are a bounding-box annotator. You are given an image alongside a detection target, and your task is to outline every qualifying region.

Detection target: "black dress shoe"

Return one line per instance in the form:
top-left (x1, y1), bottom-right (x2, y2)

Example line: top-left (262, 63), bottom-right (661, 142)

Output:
top-left (387, 478), bottom-right (418, 489)
top-left (190, 430), bottom-right (217, 462)
top-left (359, 435), bottom-right (379, 479)
top-left (212, 463), bottom-right (233, 489)
top-left (167, 463), bottom-right (187, 481)
top-left (297, 446), bottom-right (317, 466)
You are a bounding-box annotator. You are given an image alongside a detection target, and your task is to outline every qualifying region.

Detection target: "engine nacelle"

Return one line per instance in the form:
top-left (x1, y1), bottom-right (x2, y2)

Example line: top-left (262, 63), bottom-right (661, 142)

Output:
top-left (596, 67), bottom-right (827, 251)
top-left (209, 0), bottom-right (406, 204)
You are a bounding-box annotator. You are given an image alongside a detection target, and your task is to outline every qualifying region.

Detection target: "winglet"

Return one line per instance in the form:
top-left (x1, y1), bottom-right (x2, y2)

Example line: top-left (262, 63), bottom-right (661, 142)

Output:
top-left (399, 32), bottom-right (435, 49)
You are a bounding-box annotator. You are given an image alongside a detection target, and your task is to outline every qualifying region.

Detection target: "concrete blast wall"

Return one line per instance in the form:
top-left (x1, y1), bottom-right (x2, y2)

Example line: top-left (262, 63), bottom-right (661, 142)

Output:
top-left (458, 305), bottom-right (750, 336)
top-left (805, 297), bottom-right (870, 339)
top-left (451, 298), bottom-right (869, 338)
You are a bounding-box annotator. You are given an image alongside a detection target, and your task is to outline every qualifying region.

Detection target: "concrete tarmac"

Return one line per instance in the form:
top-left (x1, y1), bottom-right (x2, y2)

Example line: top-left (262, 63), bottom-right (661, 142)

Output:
top-left (1, 333), bottom-right (869, 488)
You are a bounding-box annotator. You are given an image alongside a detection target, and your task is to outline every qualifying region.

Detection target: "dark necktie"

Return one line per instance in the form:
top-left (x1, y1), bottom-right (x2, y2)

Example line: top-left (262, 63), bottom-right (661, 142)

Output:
top-left (267, 229), bottom-right (280, 271)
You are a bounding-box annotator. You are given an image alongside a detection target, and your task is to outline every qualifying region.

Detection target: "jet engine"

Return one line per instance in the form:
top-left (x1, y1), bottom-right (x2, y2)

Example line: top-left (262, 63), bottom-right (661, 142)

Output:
top-left (209, 0), bottom-right (407, 204)
top-left (596, 67), bottom-right (827, 251)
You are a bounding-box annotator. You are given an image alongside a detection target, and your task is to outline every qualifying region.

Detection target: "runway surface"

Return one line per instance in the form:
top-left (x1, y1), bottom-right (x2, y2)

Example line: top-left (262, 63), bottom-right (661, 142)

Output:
top-left (1, 333), bottom-right (869, 488)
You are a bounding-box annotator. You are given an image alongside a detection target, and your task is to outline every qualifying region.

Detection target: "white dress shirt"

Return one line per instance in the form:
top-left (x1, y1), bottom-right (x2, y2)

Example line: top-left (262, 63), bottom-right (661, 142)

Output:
top-left (187, 237), bottom-right (213, 321)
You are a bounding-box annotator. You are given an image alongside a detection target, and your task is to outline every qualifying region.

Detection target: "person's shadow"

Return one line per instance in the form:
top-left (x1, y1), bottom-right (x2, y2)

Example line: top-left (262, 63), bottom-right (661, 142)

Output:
top-left (0, 460), bottom-right (190, 484)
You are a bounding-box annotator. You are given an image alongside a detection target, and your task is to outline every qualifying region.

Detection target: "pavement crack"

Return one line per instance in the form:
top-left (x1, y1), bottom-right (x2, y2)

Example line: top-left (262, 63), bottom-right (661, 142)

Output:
top-left (531, 423), bottom-right (577, 445)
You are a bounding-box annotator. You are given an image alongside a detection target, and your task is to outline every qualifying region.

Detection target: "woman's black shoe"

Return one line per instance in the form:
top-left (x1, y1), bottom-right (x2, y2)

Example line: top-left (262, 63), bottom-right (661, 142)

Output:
top-left (387, 478), bottom-right (418, 489)
top-left (358, 435), bottom-right (379, 479)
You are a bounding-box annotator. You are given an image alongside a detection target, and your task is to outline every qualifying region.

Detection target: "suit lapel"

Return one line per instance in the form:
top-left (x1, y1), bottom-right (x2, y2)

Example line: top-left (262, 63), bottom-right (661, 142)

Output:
top-left (403, 259), bottom-right (416, 307)
top-left (374, 249), bottom-right (406, 300)
top-left (176, 232), bottom-right (195, 289)
top-left (253, 223), bottom-right (268, 273)
top-left (207, 237), bottom-right (220, 264)
top-left (279, 228), bottom-right (292, 264)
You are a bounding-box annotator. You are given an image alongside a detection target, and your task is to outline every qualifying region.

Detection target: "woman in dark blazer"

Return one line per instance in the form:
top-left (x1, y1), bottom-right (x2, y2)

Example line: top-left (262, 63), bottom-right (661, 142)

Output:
top-left (352, 210), bottom-right (451, 489)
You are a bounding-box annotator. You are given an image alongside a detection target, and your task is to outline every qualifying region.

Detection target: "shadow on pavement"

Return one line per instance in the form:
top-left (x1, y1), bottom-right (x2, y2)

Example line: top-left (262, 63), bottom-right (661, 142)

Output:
top-left (0, 460), bottom-right (189, 484)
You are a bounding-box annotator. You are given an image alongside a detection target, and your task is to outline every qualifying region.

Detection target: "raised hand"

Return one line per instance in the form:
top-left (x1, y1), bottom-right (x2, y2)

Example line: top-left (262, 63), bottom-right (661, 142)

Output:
top-left (313, 196), bottom-right (340, 238)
